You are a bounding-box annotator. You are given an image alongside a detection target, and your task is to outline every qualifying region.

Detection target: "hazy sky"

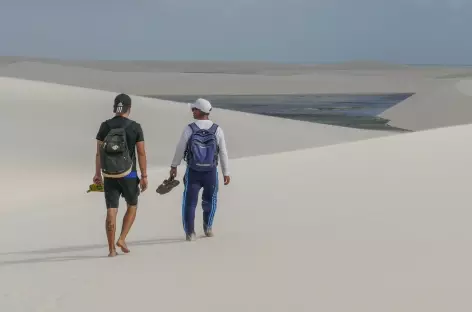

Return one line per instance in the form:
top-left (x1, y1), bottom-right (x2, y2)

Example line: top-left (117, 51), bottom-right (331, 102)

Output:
top-left (0, 0), bottom-right (470, 64)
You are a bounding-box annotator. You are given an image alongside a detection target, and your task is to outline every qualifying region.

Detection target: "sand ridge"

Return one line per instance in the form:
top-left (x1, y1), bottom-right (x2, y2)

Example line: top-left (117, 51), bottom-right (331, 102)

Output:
top-left (0, 59), bottom-right (452, 95)
top-left (381, 79), bottom-right (472, 131)
top-left (5, 59), bottom-right (472, 132)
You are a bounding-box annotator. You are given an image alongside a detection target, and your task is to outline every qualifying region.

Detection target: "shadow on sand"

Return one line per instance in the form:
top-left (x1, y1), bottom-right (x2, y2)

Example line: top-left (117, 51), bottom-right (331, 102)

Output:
top-left (0, 237), bottom-right (185, 266)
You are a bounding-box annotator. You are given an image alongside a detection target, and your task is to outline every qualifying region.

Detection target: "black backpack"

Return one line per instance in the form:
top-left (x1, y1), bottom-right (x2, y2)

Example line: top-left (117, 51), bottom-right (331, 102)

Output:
top-left (100, 119), bottom-right (134, 178)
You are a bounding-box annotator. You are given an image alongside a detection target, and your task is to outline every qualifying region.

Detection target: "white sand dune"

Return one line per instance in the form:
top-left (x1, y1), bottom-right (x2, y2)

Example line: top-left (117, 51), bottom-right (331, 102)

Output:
top-left (0, 58), bottom-right (324, 75)
top-left (1, 62), bottom-right (472, 310)
top-left (4, 58), bottom-right (471, 136)
top-left (0, 56), bottom-right (460, 72)
top-left (381, 79), bottom-right (472, 131)
top-left (2, 56), bottom-right (471, 73)
top-left (1, 98), bottom-right (471, 311)
top-left (0, 60), bottom-right (448, 95)
top-left (0, 76), bottom-right (387, 212)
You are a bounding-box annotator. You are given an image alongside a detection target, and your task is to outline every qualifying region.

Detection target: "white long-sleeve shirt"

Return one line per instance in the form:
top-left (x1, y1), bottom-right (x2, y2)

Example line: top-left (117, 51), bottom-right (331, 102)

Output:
top-left (171, 120), bottom-right (230, 176)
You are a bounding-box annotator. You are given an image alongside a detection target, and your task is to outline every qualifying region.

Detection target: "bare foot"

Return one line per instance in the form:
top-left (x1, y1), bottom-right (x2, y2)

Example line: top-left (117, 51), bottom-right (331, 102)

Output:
top-left (108, 250), bottom-right (118, 257)
top-left (116, 240), bottom-right (130, 253)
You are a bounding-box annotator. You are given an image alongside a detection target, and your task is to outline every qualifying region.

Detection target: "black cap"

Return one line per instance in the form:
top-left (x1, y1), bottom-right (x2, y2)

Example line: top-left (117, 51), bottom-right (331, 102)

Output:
top-left (114, 93), bottom-right (131, 113)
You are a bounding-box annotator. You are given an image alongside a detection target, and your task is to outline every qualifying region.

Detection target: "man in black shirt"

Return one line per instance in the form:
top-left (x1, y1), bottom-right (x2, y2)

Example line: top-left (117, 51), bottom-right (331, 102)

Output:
top-left (94, 93), bottom-right (148, 257)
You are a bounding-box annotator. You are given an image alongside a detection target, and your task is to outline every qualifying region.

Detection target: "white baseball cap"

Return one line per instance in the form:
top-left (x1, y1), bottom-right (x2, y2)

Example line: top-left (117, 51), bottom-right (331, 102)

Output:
top-left (190, 98), bottom-right (212, 114)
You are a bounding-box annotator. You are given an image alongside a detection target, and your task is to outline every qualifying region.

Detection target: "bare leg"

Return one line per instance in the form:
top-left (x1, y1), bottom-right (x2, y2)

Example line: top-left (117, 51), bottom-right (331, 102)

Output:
top-left (106, 208), bottom-right (118, 257)
top-left (116, 205), bottom-right (137, 253)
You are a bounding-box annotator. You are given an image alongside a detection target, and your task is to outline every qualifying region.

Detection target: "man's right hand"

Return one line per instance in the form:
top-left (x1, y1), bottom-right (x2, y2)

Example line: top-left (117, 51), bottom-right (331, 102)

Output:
top-left (140, 176), bottom-right (148, 192)
top-left (170, 167), bottom-right (177, 179)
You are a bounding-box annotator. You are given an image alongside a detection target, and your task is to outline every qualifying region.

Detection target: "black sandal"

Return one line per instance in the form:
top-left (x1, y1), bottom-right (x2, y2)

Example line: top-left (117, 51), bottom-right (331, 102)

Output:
top-left (156, 177), bottom-right (180, 195)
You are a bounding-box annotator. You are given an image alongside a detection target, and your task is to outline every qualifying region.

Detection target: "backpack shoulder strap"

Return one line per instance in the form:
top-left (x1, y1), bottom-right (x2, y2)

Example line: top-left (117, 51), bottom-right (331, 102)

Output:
top-left (105, 118), bottom-right (133, 130)
top-left (208, 123), bottom-right (219, 134)
top-left (123, 119), bottom-right (134, 129)
top-left (188, 122), bottom-right (200, 133)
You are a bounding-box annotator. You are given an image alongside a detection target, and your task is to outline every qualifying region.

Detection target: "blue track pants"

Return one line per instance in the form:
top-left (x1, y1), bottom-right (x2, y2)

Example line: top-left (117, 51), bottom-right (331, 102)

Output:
top-left (181, 167), bottom-right (219, 235)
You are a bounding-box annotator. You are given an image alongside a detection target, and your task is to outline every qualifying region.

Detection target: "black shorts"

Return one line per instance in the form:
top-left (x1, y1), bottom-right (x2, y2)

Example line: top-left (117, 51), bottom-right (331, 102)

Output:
top-left (103, 177), bottom-right (140, 208)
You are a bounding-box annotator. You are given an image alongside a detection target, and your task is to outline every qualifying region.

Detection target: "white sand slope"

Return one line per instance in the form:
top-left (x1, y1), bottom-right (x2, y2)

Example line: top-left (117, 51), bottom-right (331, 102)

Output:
top-left (1, 114), bottom-right (471, 311)
top-left (381, 79), bottom-right (472, 131)
top-left (0, 76), bottom-right (387, 211)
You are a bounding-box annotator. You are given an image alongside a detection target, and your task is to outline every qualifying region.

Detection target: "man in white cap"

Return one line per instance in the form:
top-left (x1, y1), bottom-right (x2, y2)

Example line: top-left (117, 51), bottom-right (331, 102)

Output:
top-left (170, 98), bottom-right (230, 241)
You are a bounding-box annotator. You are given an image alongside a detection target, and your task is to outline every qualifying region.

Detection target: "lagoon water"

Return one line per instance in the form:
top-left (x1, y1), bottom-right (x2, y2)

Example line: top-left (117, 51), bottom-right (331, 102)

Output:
top-left (151, 93), bottom-right (413, 131)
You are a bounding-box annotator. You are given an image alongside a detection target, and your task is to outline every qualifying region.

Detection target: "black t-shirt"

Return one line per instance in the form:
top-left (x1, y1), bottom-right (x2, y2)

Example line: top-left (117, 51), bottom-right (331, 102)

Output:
top-left (96, 116), bottom-right (144, 172)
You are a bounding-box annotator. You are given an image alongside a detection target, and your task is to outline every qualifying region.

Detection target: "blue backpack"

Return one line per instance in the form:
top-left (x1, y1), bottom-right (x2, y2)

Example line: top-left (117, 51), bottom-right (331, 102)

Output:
top-left (184, 122), bottom-right (219, 171)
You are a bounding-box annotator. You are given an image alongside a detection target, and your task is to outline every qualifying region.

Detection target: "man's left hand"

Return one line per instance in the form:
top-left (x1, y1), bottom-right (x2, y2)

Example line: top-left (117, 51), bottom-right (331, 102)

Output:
top-left (93, 174), bottom-right (103, 185)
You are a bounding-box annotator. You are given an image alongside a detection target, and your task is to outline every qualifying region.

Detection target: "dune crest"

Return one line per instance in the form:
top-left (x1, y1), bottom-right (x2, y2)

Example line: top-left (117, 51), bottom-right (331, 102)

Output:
top-left (0, 60), bottom-right (445, 95)
top-left (381, 79), bottom-right (472, 131)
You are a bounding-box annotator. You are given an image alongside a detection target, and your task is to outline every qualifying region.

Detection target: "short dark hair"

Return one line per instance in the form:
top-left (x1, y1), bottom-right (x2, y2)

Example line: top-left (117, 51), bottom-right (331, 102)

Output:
top-left (114, 93), bottom-right (131, 113)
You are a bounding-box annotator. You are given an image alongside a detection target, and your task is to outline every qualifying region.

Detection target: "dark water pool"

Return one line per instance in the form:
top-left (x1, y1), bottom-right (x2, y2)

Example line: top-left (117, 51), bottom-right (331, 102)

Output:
top-left (147, 93), bottom-right (413, 132)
